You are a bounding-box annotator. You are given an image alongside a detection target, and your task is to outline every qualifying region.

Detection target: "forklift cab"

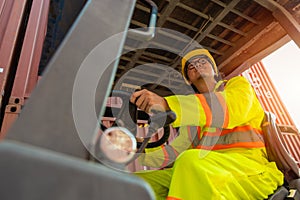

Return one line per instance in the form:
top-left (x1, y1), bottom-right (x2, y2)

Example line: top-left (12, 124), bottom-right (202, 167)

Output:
top-left (0, 0), bottom-right (299, 199)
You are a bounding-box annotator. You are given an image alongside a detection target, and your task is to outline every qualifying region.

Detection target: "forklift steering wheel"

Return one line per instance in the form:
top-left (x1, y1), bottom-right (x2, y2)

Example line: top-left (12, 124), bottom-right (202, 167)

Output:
top-left (102, 90), bottom-right (173, 149)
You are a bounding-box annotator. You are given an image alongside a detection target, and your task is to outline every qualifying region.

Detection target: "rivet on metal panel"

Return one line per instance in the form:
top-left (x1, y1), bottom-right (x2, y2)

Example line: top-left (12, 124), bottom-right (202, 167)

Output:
top-left (10, 107), bottom-right (17, 113)
top-left (14, 98), bottom-right (20, 104)
top-left (9, 97), bottom-right (24, 105)
top-left (5, 105), bottom-right (21, 114)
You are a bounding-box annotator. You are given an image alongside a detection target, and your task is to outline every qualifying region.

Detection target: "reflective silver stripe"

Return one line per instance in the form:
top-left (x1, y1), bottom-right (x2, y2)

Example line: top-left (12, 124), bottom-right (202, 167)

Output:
top-left (203, 93), bottom-right (225, 127)
top-left (189, 126), bottom-right (201, 148)
top-left (164, 145), bottom-right (178, 162)
top-left (199, 128), bottom-right (264, 148)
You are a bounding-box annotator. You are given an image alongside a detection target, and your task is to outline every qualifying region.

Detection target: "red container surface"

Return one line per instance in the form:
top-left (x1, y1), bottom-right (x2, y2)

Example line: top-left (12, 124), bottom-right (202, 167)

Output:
top-left (243, 62), bottom-right (300, 167)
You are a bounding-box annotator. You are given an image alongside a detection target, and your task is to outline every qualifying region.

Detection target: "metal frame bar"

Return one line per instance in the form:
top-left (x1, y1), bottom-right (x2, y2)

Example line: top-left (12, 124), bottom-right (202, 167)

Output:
top-left (0, 0), bottom-right (50, 137)
top-left (0, 0), bottom-right (28, 132)
top-left (6, 0), bottom-right (137, 159)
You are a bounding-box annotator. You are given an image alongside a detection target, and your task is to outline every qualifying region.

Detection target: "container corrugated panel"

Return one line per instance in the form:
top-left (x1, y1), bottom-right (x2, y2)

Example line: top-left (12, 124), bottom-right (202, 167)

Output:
top-left (281, 132), bottom-right (300, 165)
top-left (0, 0), bottom-right (28, 138)
top-left (0, 0), bottom-right (50, 137)
top-left (243, 62), bottom-right (300, 167)
top-left (242, 62), bottom-right (296, 126)
top-left (0, 0), bottom-right (28, 103)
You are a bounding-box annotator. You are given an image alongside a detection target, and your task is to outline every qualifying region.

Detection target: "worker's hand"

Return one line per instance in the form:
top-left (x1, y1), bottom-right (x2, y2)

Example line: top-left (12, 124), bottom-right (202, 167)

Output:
top-left (130, 89), bottom-right (170, 113)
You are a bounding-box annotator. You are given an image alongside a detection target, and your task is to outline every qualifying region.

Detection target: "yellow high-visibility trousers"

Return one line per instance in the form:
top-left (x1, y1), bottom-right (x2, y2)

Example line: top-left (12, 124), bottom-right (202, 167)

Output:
top-left (135, 149), bottom-right (284, 200)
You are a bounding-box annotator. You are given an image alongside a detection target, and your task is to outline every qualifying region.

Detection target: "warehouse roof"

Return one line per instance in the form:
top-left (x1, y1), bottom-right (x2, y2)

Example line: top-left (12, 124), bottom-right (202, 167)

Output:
top-left (114, 0), bottom-right (300, 94)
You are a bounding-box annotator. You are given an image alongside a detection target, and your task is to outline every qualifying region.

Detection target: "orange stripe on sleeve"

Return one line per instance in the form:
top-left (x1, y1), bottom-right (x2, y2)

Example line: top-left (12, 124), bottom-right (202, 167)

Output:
top-left (197, 126), bottom-right (202, 139)
top-left (161, 146), bottom-right (169, 168)
top-left (167, 196), bottom-right (182, 200)
top-left (187, 126), bottom-right (193, 142)
top-left (197, 141), bottom-right (265, 150)
top-left (196, 94), bottom-right (212, 127)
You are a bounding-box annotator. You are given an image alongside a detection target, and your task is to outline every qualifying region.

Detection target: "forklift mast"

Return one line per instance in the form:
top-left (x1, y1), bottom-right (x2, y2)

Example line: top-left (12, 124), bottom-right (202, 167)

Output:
top-left (0, 0), bottom-right (155, 199)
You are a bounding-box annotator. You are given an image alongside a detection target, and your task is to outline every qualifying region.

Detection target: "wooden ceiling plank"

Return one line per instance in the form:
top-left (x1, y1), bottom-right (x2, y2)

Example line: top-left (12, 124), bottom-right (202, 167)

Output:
top-left (167, 17), bottom-right (198, 31)
top-left (130, 19), bottom-right (146, 28)
top-left (225, 34), bottom-right (291, 79)
top-left (125, 0), bottom-right (180, 69)
top-left (273, 8), bottom-right (300, 47)
top-left (218, 22), bottom-right (247, 36)
top-left (142, 51), bottom-right (173, 62)
top-left (207, 33), bottom-right (234, 46)
top-left (149, 41), bottom-right (181, 54)
top-left (158, 29), bottom-right (189, 43)
top-left (178, 3), bottom-right (210, 20)
top-left (255, 0), bottom-right (300, 47)
top-left (194, 0), bottom-right (241, 43)
top-left (170, 0), bottom-right (241, 70)
top-left (211, 0), bottom-right (259, 24)
top-left (178, 1), bottom-right (247, 37)
top-left (157, 0), bottom-right (180, 26)
top-left (221, 21), bottom-right (288, 76)
top-left (217, 12), bottom-right (274, 69)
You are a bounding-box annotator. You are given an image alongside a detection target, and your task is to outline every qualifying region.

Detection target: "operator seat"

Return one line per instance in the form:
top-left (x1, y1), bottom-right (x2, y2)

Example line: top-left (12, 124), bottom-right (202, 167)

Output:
top-left (262, 112), bottom-right (300, 199)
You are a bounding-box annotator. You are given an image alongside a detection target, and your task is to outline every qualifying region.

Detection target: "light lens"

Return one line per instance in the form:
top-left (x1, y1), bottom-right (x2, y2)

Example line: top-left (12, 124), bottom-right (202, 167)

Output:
top-left (100, 127), bottom-right (137, 163)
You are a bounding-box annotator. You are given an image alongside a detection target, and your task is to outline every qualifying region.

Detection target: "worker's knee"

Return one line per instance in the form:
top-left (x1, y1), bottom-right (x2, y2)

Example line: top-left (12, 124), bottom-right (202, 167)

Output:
top-left (174, 149), bottom-right (200, 169)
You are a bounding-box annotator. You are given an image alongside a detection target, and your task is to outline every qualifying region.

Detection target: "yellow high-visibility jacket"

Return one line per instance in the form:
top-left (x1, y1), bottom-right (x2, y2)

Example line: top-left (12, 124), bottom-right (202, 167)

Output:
top-left (139, 76), bottom-right (266, 168)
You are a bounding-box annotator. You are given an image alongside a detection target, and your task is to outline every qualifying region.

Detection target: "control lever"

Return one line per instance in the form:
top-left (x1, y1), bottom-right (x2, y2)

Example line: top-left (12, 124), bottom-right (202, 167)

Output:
top-left (127, 0), bottom-right (158, 41)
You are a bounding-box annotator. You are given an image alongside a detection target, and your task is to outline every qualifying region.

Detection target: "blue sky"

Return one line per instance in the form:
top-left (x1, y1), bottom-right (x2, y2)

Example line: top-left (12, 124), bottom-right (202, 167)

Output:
top-left (262, 40), bottom-right (300, 130)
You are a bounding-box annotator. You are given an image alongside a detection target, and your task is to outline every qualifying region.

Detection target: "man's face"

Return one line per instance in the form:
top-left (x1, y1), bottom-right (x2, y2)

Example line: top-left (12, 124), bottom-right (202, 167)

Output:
top-left (186, 57), bottom-right (215, 84)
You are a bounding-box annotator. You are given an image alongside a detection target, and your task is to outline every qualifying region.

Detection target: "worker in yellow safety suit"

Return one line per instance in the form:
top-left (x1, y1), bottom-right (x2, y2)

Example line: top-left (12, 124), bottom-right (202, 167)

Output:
top-left (130, 48), bottom-right (284, 200)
